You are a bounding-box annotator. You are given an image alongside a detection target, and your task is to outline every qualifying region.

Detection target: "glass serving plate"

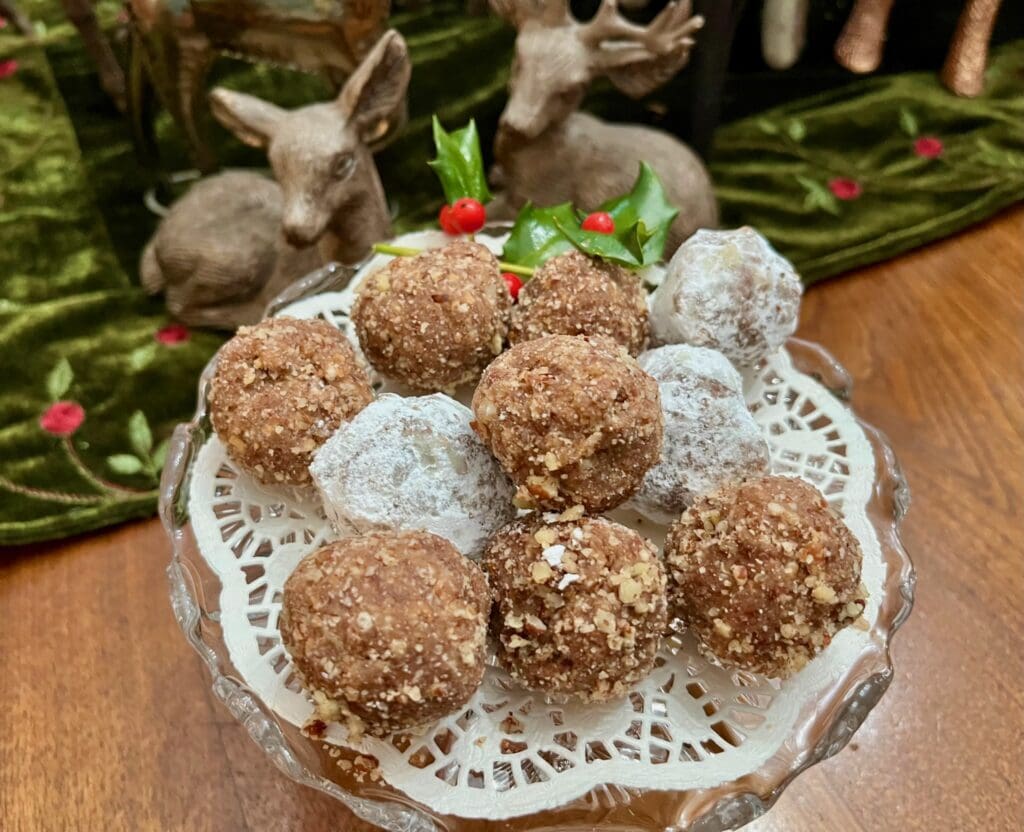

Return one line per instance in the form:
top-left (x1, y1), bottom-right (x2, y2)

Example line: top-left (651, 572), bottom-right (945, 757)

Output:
top-left (159, 242), bottom-right (916, 832)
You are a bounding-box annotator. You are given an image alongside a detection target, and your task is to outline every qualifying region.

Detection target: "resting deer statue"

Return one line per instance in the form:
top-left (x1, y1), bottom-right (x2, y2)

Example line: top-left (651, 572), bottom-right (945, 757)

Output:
top-left (140, 30), bottom-right (410, 330)
top-left (127, 0), bottom-right (392, 171)
top-left (489, 0), bottom-right (718, 255)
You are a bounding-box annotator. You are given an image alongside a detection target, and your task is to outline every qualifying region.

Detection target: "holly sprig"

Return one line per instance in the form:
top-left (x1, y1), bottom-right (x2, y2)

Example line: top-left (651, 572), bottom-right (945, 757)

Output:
top-left (374, 117), bottom-right (680, 277)
top-left (502, 163), bottom-right (678, 270)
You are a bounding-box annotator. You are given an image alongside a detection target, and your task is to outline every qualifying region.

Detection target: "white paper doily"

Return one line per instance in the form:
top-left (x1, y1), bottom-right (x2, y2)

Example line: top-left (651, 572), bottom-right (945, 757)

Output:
top-left (187, 233), bottom-right (883, 820)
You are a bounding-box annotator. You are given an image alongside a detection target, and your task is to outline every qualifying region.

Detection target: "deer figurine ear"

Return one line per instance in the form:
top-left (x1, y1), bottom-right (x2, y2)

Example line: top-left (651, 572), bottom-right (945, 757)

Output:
top-left (338, 30), bottom-right (412, 149)
top-left (209, 89), bottom-right (286, 149)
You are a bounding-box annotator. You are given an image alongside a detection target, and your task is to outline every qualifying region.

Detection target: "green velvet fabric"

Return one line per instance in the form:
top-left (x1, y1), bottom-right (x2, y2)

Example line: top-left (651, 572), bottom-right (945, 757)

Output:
top-left (1, 1), bottom-right (1022, 544)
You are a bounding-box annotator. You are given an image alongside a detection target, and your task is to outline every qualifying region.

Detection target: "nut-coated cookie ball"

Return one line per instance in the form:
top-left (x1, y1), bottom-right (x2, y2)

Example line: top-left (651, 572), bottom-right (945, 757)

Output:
top-left (472, 335), bottom-right (663, 512)
top-left (280, 531), bottom-right (491, 739)
top-left (209, 317), bottom-right (373, 485)
top-left (665, 476), bottom-right (867, 678)
top-left (484, 514), bottom-right (667, 701)
top-left (352, 241), bottom-right (511, 392)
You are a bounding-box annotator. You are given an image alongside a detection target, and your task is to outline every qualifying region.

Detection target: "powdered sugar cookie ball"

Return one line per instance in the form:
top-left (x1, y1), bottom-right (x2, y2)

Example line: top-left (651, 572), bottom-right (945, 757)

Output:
top-left (209, 317), bottom-right (373, 486)
top-left (281, 531), bottom-right (490, 739)
top-left (628, 345), bottom-right (770, 523)
top-left (484, 515), bottom-right (667, 702)
top-left (352, 240), bottom-right (511, 392)
top-left (650, 227), bottom-right (802, 366)
top-left (510, 251), bottom-right (649, 355)
top-left (665, 476), bottom-right (867, 679)
top-left (310, 394), bottom-right (515, 558)
top-left (472, 335), bottom-right (663, 512)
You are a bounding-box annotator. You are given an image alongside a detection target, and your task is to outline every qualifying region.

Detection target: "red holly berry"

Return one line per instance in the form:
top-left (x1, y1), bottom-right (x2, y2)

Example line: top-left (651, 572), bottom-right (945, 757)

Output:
top-left (450, 197), bottom-right (486, 234)
top-left (581, 211), bottom-right (615, 234)
top-left (502, 272), bottom-right (523, 301)
top-left (439, 204), bottom-right (459, 235)
top-left (439, 198), bottom-right (487, 235)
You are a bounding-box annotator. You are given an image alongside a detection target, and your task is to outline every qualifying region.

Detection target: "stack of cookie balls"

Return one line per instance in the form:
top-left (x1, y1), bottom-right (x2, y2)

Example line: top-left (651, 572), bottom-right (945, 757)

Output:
top-left (202, 229), bottom-right (865, 740)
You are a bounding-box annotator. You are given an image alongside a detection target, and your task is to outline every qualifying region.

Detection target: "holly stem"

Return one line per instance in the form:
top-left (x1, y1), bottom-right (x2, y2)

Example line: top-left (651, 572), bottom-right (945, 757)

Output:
top-left (372, 243), bottom-right (534, 277)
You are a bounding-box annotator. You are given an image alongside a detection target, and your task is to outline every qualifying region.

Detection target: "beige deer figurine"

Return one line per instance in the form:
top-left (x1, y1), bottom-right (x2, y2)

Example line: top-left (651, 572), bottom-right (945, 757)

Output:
top-left (489, 0), bottom-right (718, 254)
top-left (140, 30), bottom-right (410, 330)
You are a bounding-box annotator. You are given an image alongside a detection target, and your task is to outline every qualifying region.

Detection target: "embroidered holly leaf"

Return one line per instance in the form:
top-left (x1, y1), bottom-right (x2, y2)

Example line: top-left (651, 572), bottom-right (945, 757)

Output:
top-left (152, 439), bottom-right (171, 472)
top-left (787, 119), bottom-right (807, 142)
top-left (128, 342), bottom-right (158, 371)
top-left (428, 117), bottom-right (491, 204)
top-left (601, 163), bottom-right (680, 266)
top-left (796, 175), bottom-right (840, 216)
top-left (128, 410), bottom-right (153, 458)
top-left (46, 358), bottom-right (73, 400)
top-left (757, 118), bottom-right (779, 135)
top-left (501, 202), bottom-right (579, 269)
top-left (974, 138), bottom-right (1024, 170)
top-left (899, 107), bottom-right (919, 137)
top-left (107, 454), bottom-right (144, 475)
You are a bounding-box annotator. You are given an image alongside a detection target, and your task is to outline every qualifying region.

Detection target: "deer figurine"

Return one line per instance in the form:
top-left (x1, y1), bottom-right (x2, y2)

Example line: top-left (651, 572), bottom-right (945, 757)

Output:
top-left (127, 0), bottom-right (392, 171)
top-left (140, 29), bottom-right (410, 330)
top-left (488, 0), bottom-right (718, 255)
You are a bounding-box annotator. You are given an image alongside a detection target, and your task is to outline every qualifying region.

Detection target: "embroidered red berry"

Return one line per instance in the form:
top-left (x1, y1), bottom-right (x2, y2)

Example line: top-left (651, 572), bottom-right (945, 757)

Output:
top-left (828, 178), bottom-right (862, 201)
top-left (439, 204), bottom-right (459, 235)
top-left (40, 401), bottom-right (85, 436)
top-left (913, 136), bottom-right (943, 158)
top-left (450, 197), bottom-right (486, 234)
top-left (502, 272), bottom-right (523, 301)
top-left (581, 211), bottom-right (615, 234)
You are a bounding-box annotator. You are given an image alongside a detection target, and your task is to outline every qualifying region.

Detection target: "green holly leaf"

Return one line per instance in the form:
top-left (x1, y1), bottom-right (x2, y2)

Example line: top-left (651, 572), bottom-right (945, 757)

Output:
top-left (46, 358), bottom-right (73, 400)
top-left (757, 118), bottom-right (779, 135)
top-left (107, 454), bottom-right (144, 475)
top-left (555, 218), bottom-right (644, 268)
top-left (600, 163), bottom-right (679, 267)
top-left (787, 119), bottom-right (807, 142)
top-left (428, 117), bottom-right (491, 204)
top-left (899, 107), bottom-right (919, 137)
top-left (501, 202), bottom-right (579, 269)
top-left (128, 410), bottom-right (153, 458)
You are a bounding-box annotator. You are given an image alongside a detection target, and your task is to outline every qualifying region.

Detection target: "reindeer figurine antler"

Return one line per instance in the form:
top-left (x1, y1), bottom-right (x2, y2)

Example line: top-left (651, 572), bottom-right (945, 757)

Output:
top-left (489, 0), bottom-right (717, 255)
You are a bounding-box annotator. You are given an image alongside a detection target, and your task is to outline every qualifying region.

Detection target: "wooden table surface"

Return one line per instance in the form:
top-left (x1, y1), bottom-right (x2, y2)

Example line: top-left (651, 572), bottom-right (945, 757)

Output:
top-left (2, 207), bottom-right (1022, 832)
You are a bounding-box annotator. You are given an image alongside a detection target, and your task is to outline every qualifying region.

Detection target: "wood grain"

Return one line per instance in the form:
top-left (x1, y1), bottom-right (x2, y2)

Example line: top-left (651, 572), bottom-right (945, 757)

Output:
top-left (2, 206), bottom-right (1022, 832)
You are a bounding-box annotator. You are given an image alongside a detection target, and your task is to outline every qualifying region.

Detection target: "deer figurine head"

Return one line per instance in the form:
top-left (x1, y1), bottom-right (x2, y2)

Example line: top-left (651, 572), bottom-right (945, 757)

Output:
top-left (492, 0), bottom-right (703, 142)
top-left (208, 28), bottom-right (411, 260)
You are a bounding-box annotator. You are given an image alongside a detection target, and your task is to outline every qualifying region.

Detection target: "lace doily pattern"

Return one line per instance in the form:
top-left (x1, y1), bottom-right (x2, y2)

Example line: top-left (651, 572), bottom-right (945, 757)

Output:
top-left (188, 235), bottom-right (884, 820)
